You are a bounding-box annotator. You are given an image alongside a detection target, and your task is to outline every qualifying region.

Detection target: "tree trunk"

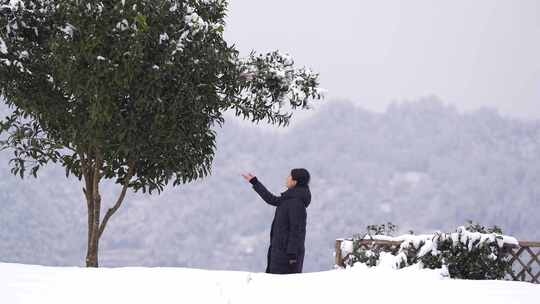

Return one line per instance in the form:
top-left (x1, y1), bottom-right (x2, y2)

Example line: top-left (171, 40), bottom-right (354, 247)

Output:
top-left (85, 195), bottom-right (101, 267)
top-left (81, 150), bottom-right (103, 268)
top-left (79, 149), bottom-right (135, 267)
top-left (85, 233), bottom-right (99, 267)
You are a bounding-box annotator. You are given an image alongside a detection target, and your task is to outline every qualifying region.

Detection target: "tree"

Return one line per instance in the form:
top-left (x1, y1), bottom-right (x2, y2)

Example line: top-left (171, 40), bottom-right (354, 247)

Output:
top-left (0, 0), bottom-right (322, 267)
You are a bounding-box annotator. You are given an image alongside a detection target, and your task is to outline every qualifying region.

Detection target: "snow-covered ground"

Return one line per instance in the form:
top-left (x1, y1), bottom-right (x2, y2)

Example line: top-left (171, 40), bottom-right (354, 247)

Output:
top-left (1, 261), bottom-right (538, 304)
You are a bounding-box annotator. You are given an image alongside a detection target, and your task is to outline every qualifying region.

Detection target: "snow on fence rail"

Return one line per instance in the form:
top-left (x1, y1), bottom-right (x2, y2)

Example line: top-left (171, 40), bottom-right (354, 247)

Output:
top-left (335, 238), bottom-right (540, 284)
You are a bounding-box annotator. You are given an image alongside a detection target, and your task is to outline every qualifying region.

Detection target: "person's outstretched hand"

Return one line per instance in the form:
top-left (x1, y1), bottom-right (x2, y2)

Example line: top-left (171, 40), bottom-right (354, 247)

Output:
top-left (241, 173), bottom-right (255, 182)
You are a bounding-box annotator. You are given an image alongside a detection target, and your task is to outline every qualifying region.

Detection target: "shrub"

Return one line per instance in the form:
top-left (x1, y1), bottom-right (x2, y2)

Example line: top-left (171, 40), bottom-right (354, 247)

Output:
top-left (346, 222), bottom-right (398, 267)
top-left (341, 221), bottom-right (516, 280)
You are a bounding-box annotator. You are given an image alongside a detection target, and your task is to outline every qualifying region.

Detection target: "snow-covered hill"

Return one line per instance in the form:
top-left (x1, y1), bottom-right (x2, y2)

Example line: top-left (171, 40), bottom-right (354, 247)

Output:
top-left (1, 261), bottom-right (538, 304)
top-left (2, 99), bottom-right (540, 272)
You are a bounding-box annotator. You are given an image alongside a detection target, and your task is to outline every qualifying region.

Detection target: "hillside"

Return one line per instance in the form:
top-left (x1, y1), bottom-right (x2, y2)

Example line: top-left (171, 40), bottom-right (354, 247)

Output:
top-left (1, 97), bottom-right (540, 272)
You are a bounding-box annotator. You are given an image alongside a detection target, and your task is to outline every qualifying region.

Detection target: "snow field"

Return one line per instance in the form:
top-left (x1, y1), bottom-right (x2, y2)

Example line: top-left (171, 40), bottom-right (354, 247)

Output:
top-left (1, 261), bottom-right (539, 304)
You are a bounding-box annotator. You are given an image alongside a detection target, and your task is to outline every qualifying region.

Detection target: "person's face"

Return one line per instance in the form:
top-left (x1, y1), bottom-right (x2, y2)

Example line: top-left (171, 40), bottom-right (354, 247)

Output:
top-left (286, 174), bottom-right (297, 189)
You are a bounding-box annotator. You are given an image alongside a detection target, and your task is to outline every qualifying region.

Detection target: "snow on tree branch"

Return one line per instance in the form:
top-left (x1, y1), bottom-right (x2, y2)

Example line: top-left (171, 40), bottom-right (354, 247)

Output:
top-left (223, 50), bottom-right (324, 125)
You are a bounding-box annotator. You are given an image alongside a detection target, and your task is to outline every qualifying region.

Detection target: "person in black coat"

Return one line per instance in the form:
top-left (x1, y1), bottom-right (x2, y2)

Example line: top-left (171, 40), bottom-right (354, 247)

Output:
top-left (242, 168), bottom-right (311, 274)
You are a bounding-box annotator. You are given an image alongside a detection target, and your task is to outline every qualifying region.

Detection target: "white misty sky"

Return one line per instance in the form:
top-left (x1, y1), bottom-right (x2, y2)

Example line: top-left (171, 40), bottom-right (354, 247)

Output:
top-left (225, 0), bottom-right (540, 119)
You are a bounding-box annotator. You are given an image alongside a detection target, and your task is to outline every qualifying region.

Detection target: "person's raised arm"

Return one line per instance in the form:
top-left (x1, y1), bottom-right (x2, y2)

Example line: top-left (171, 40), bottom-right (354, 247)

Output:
top-left (242, 173), bottom-right (282, 207)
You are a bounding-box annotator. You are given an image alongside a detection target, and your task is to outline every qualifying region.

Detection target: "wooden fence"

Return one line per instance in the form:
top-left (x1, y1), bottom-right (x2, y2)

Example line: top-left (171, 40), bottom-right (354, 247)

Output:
top-left (335, 239), bottom-right (540, 284)
top-left (507, 241), bottom-right (540, 283)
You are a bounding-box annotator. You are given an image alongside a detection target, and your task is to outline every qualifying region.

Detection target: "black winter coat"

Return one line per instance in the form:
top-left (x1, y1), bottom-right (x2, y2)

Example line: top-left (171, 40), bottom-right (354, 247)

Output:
top-left (250, 177), bottom-right (311, 274)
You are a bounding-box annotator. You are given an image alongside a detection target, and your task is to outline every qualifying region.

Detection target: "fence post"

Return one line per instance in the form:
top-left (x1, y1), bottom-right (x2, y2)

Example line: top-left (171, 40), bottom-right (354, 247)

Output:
top-left (335, 239), bottom-right (343, 268)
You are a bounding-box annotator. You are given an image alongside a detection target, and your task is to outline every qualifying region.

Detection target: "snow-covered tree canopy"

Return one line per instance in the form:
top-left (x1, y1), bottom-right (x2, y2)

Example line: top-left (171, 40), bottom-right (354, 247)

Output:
top-left (0, 0), bottom-right (323, 192)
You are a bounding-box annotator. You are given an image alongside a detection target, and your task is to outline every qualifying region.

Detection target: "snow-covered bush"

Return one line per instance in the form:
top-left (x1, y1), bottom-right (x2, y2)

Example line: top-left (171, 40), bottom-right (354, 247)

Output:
top-left (345, 223), bottom-right (399, 267)
top-left (435, 223), bottom-right (514, 280)
top-left (341, 222), bottom-right (517, 280)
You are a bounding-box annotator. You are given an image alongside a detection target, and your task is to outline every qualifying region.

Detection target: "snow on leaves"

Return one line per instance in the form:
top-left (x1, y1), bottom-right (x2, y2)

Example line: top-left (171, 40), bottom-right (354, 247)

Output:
top-left (169, 1), bottom-right (223, 55)
top-left (0, 0), bottom-right (322, 126)
top-left (239, 51), bottom-right (324, 108)
top-left (59, 23), bottom-right (76, 39)
top-left (115, 19), bottom-right (129, 32)
top-left (159, 32), bottom-right (169, 44)
top-left (0, 37), bottom-right (6, 54)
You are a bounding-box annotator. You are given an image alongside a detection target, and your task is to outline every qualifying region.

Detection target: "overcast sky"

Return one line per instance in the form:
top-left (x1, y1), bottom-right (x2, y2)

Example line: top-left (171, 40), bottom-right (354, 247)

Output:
top-left (224, 0), bottom-right (540, 119)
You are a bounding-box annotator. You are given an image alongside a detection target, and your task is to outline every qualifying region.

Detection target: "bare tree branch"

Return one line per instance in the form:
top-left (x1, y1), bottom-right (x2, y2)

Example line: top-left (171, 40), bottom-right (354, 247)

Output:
top-left (98, 160), bottom-right (136, 239)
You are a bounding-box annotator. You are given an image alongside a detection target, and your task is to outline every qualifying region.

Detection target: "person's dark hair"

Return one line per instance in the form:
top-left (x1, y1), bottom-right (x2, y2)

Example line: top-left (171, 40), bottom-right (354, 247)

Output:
top-left (291, 168), bottom-right (310, 187)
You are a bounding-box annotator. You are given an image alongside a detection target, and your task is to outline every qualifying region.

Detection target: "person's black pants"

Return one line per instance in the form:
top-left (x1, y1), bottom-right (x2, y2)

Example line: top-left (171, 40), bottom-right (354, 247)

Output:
top-left (265, 246), bottom-right (304, 274)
